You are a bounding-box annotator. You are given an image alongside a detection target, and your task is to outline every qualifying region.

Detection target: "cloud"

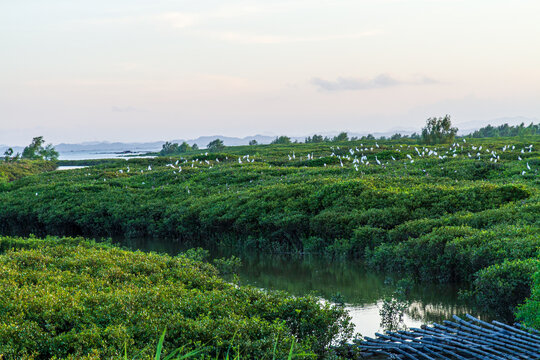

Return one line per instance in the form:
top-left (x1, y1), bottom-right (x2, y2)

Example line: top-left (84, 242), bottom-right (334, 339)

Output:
top-left (310, 74), bottom-right (438, 91)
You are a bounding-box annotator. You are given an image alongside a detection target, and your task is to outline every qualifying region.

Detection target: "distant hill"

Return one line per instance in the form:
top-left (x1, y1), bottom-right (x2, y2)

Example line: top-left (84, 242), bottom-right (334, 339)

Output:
top-left (174, 135), bottom-right (277, 147)
top-left (53, 141), bottom-right (164, 153)
top-left (1, 117), bottom-right (537, 157)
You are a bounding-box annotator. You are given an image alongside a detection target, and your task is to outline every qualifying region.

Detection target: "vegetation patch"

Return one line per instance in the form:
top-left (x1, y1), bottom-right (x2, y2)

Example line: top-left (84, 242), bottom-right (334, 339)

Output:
top-left (0, 236), bottom-right (352, 359)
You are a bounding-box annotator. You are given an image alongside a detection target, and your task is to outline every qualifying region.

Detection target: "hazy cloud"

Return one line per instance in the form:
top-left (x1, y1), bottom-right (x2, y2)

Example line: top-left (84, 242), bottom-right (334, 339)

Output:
top-left (311, 74), bottom-right (438, 91)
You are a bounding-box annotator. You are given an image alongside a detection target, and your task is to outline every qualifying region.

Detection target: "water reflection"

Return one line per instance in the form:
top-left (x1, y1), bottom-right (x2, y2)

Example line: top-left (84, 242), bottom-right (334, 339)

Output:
top-left (118, 238), bottom-right (483, 337)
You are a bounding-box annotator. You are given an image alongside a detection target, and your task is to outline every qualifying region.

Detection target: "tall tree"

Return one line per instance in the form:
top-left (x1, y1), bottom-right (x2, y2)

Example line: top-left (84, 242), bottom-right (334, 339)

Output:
top-left (421, 115), bottom-right (458, 144)
top-left (160, 141), bottom-right (180, 155)
top-left (207, 139), bottom-right (225, 152)
top-left (22, 136), bottom-right (58, 161)
top-left (333, 132), bottom-right (349, 142)
top-left (179, 142), bottom-right (192, 153)
top-left (305, 134), bottom-right (324, 143)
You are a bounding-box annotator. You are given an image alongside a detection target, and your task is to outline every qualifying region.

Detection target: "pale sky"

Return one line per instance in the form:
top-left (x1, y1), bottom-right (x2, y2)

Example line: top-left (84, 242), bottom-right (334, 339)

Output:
top-left (2, 0), bottom-right (540, 145)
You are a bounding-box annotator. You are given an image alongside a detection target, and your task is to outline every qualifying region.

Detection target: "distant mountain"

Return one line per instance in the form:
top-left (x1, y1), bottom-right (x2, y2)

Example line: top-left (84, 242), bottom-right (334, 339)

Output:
top-left (2, 118), bottom-right (536, 157)
top-left (54, 141), bottom-right (164, 153)
top-left (175, 135), bottom-right (277, 147)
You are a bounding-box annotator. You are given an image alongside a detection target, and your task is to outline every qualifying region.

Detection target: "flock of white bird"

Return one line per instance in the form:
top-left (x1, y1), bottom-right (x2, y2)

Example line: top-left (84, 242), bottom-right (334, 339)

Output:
top-left (100, 141), bottom-right (536, 184)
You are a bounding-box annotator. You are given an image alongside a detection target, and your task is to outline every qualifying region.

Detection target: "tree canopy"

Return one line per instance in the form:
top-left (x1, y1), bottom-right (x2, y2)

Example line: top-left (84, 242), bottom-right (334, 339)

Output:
top-left (271, 136), bottom-right (291, 145)
top-left (421, 115), bottom-right (458, 144)
top-left (332, 132), bottom-right (349, 142)
top-left (159, 141), bottom-right (192, 155)
top-left (21, 136), bottom-right (59, 161)
top-left (469, 122), bottom-right (540, 138)
top-left (207, 138), bottom-right (225, 152)
top-left (305, 134), bottom-right (324, 143)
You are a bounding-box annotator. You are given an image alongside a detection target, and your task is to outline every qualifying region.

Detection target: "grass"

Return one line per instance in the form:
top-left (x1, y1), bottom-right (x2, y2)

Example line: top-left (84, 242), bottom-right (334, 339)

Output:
top-left (123, 329), bottom-right (310, 360)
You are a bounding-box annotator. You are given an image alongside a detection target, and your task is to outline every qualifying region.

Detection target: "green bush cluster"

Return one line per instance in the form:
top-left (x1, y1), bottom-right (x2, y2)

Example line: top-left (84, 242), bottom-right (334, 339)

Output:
top-left (0, 236), bottom-right (352, 359)
top-left (0, 160), bottom-right (56, 183)
top-left (517, 261), bottom-right (540, 329)
top-left (462, 258), bottom-right (539, 321)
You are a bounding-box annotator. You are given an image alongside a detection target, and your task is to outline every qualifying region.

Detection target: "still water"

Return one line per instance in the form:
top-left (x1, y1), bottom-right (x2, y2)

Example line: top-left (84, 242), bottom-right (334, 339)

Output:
top-left (120, 238), bottom-right (479, 337)
top-left (58, 151), bottom-right (155, 160)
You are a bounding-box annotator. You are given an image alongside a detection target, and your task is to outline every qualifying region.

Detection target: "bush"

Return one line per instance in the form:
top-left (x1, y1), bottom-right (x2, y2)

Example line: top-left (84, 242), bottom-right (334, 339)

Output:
top-left (517, 265), bottom-right (540, 329)
top-left (463, 259), bottom-right (539, 321)
top-left (0, 236), bottom-right (353, 359)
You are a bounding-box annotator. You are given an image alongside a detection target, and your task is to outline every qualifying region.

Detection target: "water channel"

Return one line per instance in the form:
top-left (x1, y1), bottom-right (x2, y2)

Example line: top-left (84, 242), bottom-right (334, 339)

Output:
top-left (120, 238), bottom-right (483, 337)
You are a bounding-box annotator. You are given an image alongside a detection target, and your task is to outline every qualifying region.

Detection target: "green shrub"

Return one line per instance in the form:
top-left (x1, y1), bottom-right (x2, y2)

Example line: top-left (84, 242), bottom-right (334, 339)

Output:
top-left (0, 236), bottom-right (352, 359)
top-left (463, 259), bottom-right (539, 321)
top-left (517, 266), bottom-right (540, 329)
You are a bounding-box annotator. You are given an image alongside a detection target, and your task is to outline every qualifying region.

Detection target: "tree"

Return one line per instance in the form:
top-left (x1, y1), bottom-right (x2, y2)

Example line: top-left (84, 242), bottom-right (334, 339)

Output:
top-left (207, 139), bottom-right (225, 152)
top-left (160, 141), bottom-right (180, 156)
top-left (270, 136), bottom-right (291, 145)
top-left (192, 143), bottom-right (199, 150)
top-left (470, 122), bottom-right (540, 138)
top-left (22, 136), bottom-right (58, 161)
top-left (179, 142), bottom-right (192, 153)
top-left (333, 132), bottom-right (349, 142)
top-left (3, 148), bottom-right (13, 162)
top-left (41, 144), bottom-right (59, 161)
top-left (421, 115), bottom-right (458, 144)
top-left (249, 140), bottom-right (258, 146)
top-left (22, 136), bottom-right (44, 159)
top-left (305, 134), bottom-right (324, 143)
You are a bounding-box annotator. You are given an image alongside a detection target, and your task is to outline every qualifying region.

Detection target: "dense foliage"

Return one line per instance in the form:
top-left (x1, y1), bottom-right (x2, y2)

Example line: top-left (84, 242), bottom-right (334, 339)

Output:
top-left (21, 136), bottom-right (59, 161)
top-left (0, 160), bottom-right (57, 183)
top-left (0, 236), bottom-right (352, 359)
top-left (160, 141), bottom-right (192, 156)
top-left (462, 258), bottom-right (539, 320)
top-left (0, 136), bottom-right (538, 322)
top-left (469, 122), bottom-right (540, 138)
top-left (517, 262), bottom-right (540, 329)
top-left (207, 139), bottom-right (225, 152)
top-left (421, 115), bottom-right (458, 144)
top-left (270, 136), bottom-right (292, 145)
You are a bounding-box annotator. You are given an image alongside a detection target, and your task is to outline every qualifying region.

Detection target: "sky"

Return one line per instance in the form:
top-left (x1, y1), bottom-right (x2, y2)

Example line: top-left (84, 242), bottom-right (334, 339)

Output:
top-left (2, 0), bottom-right (540, 145)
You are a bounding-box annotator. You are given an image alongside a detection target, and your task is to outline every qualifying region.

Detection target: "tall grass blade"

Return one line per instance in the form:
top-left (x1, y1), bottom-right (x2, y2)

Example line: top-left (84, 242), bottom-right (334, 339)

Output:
top-left (272, 334), bottom-right (279, 360)
top-left (155, 328), bottom-right (167, 360)
top-left (287, 341), bottom-right (295, 360)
